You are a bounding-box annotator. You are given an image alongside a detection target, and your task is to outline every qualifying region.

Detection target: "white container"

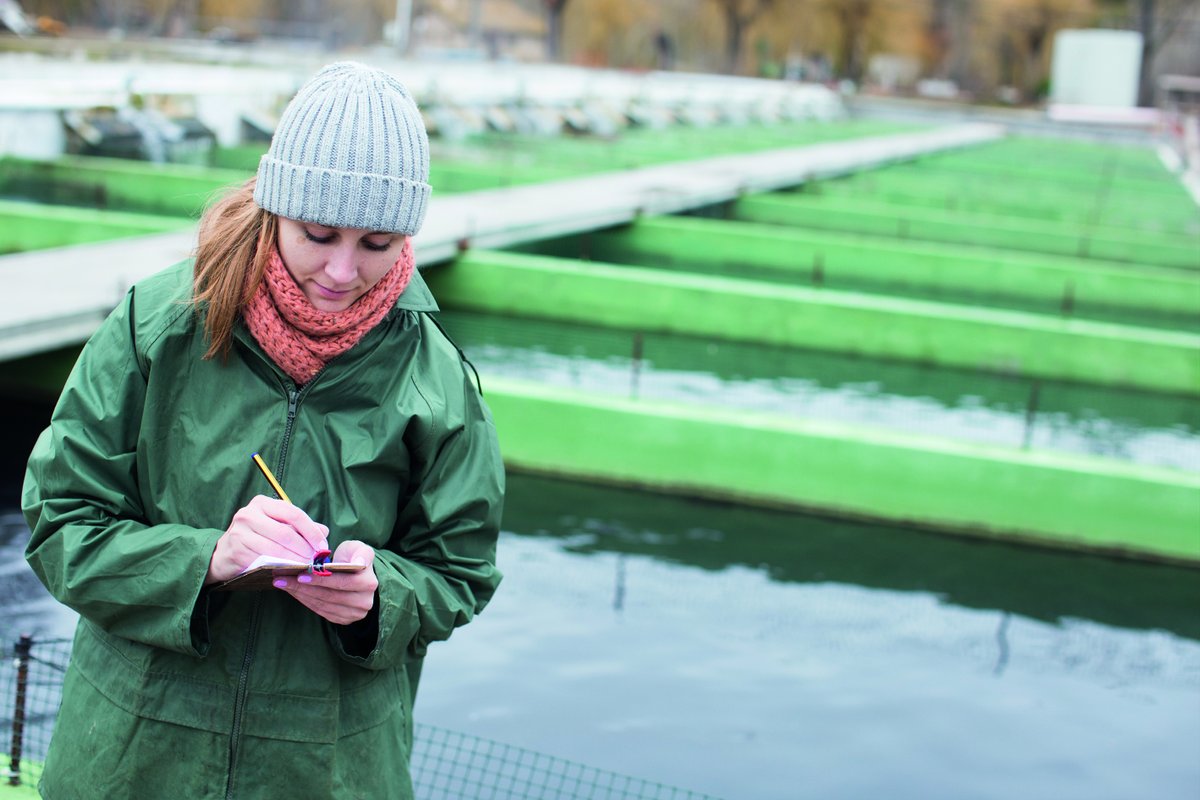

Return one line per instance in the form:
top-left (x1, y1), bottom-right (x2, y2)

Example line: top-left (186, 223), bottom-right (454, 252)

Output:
top-left (1050, 29), bottom-right (1144, 108)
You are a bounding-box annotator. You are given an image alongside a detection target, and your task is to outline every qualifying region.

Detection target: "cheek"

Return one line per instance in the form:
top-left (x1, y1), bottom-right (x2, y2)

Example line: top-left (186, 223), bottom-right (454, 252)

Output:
top-left (277, 239), bottom-right (314, 277)
top-left (364, 254), bottom-right (397, 287)
top-left (276, 236), bottom-right (296, 266)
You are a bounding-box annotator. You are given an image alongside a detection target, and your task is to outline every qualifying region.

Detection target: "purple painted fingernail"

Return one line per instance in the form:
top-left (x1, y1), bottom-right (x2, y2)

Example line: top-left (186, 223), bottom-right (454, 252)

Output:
top-left (297, 574), bottom-right (313, 584)
top-left (272, 578), bottom-right (287, 589)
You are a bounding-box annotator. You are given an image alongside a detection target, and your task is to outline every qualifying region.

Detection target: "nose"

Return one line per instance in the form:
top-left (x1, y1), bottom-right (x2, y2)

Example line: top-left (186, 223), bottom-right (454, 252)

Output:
top-left (324, 246), bottom-right (357, 284)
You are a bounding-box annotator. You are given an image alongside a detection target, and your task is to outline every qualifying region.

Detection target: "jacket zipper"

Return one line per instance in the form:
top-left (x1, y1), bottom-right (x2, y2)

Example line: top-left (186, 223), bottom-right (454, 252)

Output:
top-left (224, 595), bottom-right (262, 800)
top-left (277, 387), bottom-right (300, 475)
top-left (224, 383), bottom-right (301, 800)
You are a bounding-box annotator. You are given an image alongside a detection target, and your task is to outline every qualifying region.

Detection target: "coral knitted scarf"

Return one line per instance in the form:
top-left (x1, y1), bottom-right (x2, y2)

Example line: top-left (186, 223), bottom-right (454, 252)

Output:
top-left (243, 240), bottom-right (414, 385)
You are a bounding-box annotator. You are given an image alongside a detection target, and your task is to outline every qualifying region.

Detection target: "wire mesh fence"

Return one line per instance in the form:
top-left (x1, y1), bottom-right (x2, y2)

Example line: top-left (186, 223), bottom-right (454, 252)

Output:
top-left (412, 725), bottom-right (717, 800)
top-left (0, 635), bottom-right (720, 800)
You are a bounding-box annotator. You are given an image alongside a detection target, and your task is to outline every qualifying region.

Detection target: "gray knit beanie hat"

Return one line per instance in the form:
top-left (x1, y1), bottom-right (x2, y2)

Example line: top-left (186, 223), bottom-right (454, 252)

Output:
top-left (254, 61), bottom-right (431, 235)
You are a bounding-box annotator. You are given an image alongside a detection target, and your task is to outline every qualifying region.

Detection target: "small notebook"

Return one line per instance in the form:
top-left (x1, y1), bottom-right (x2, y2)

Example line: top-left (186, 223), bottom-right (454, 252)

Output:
top-left (213, 555), bottom-right (366, 592)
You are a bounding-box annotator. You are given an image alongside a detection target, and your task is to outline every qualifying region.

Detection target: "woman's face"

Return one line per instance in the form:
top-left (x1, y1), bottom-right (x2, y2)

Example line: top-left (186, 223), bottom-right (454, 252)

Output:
top-left (276, 217), bottom-right (405, 312)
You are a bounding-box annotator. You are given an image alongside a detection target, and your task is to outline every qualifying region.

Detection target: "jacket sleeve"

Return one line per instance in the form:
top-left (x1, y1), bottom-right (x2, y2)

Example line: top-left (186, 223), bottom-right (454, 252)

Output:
top-left (22, 289), bottom-right (224, 657)
top-left (330, 351), bottom-right (505, 670)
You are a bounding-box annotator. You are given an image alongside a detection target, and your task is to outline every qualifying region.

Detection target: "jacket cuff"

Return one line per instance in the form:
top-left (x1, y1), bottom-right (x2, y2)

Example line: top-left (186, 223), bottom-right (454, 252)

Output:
top-left (330, 592), bottom-right (382, 662)
top-left (187, 589), bottom-right (222, 657)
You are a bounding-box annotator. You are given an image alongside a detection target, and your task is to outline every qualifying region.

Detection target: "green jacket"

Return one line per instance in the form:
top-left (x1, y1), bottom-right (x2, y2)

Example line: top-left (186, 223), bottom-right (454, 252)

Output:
top-left (23, 261), bottom-right (504, 800)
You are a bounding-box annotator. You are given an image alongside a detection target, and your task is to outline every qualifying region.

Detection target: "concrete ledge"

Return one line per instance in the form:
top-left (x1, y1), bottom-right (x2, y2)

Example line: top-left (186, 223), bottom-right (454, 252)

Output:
top-left (483, 376), bottom-right (1200, 564)
top-left (0, 231), bottom-right (196, 360)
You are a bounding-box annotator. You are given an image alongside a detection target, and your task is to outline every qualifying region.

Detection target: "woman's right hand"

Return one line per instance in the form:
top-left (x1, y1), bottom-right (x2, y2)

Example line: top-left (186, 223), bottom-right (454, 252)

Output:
top-left (205, 495), bottom-right (330, 585)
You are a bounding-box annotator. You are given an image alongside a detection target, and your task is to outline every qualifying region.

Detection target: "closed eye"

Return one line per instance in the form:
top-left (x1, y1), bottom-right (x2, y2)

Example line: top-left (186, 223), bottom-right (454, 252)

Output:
top-left (304, 229), bottom-right (335, 245)
top-left (362, 239), bottom-right (391, 252)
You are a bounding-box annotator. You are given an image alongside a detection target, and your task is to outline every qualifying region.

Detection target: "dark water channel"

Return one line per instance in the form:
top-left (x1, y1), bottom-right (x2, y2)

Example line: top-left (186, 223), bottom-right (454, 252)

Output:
top-left (421, 476), bottom-right (1200, 800)
top-left (438, 310), bottom-right (1200, 473)
top-left (2, 394), bottom-right (1198, 799)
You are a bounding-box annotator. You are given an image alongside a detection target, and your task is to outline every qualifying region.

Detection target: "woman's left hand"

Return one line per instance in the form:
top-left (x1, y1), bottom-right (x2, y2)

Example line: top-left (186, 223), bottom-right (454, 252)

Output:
top-left (274, 540), bottom-right (379, 625)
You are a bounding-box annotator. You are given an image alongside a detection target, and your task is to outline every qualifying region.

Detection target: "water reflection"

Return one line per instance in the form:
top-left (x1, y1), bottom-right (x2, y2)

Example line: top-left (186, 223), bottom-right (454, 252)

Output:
top-left (0, 512), bottom-right (77, 640)
top-left (502, 475), bottom-right (1200, 642)
top-left (418, 474), bottom-right (1200, 800)
top-left (438, 310), bottom-right (1200, 472)
top-left (0, 395), bottom-right (79, 641)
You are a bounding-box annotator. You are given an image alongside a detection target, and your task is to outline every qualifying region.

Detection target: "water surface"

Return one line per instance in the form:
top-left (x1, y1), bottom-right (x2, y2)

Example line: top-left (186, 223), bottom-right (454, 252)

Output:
top-left (420, 475), bottom-right (1200, 799)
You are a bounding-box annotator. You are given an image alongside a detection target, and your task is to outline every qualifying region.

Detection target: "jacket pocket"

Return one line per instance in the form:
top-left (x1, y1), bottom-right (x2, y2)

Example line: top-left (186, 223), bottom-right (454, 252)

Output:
top-left (239, 665), bottom-right (404, 743)
top-left (71, 619), bottom-right (237, 735)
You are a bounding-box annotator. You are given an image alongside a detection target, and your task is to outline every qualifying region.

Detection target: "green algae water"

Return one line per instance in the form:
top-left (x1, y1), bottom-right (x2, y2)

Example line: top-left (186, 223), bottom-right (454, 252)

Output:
top-left (436, 311), bottom-right (1200, 473)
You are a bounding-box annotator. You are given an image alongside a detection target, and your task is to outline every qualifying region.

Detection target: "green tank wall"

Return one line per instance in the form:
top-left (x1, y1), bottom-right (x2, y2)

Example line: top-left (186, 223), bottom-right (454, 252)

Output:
top-left (0, 156), bottom-right (245, 217)
top-left (905, 140), bottom-right (1196, 202)
top-left (552, 216), bottom-right (1200, 327)
top-left (426, 250), bottom-right (1200, 396)
top-left (483, 377), bottom-right (1200, 564)
top-left (0, 199), bottom-right (186, 254)
top-left (811, 170), bottom-right (1199, 236)
top-left (733, 194), bottom-right (1200, 270)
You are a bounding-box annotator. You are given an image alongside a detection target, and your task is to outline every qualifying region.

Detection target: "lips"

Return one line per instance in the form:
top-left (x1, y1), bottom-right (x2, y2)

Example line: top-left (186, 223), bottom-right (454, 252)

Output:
top-left (314, 282), bottom-right (353, 300)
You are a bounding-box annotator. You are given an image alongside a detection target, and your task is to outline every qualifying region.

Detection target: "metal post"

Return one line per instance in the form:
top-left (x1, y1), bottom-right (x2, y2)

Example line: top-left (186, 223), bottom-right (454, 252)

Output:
top-left (1060, 279), bottom-right (1075, 317)
top-left (630, 332), bottom-right (644, 399)
top-left (8, 634), bottom-right (33, 787)
top-left (613, 554), bottom-right (626, 612)
top-left (1021, 380), bottom-right (1041, 450)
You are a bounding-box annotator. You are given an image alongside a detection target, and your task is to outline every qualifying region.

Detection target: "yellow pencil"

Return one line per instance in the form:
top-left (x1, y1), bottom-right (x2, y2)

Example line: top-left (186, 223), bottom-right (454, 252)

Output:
top-left (251, 452), bottom-right (291, 504)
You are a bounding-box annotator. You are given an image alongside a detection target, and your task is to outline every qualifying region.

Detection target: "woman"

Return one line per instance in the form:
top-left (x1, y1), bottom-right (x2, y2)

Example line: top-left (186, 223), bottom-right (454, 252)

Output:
top-left (22, 62), bottom-right (504, 799)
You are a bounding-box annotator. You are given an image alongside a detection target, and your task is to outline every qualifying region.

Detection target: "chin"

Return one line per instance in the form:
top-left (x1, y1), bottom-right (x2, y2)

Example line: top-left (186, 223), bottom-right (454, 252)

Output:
top-left (306, 290), bottom-right (357, 312)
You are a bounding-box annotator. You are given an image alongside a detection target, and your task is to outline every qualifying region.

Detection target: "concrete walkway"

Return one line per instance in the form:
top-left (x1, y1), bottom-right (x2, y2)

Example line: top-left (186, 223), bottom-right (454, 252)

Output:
top-left (0, 123), bottom-right (1001, 362)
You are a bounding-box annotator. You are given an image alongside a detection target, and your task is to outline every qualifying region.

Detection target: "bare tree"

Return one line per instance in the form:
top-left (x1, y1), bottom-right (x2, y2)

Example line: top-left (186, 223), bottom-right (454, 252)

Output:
top-left (153, 0), bottom-right (198, 36)
top-left (1135, 0), bottom-right (1194, 105)
top-left (926, 0), bottom-right (977, 84)
top-left (824, 0), bottom-right (878, 82)
top-left (710, 0), bottom-right (774, 74)
top-left (544, 0), bottom-right (569, 60)
top-left (1015, 0), bottom-right (1056, 96)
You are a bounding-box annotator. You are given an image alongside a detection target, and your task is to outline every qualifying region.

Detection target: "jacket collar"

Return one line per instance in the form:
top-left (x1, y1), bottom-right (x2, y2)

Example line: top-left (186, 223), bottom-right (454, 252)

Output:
top-left (391, 267), bottom-right (439, 314)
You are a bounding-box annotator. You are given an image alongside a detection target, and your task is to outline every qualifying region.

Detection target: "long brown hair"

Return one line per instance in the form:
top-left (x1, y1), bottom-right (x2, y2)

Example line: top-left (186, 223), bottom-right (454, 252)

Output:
top-left (193, 178), bottom-right (277, 360)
